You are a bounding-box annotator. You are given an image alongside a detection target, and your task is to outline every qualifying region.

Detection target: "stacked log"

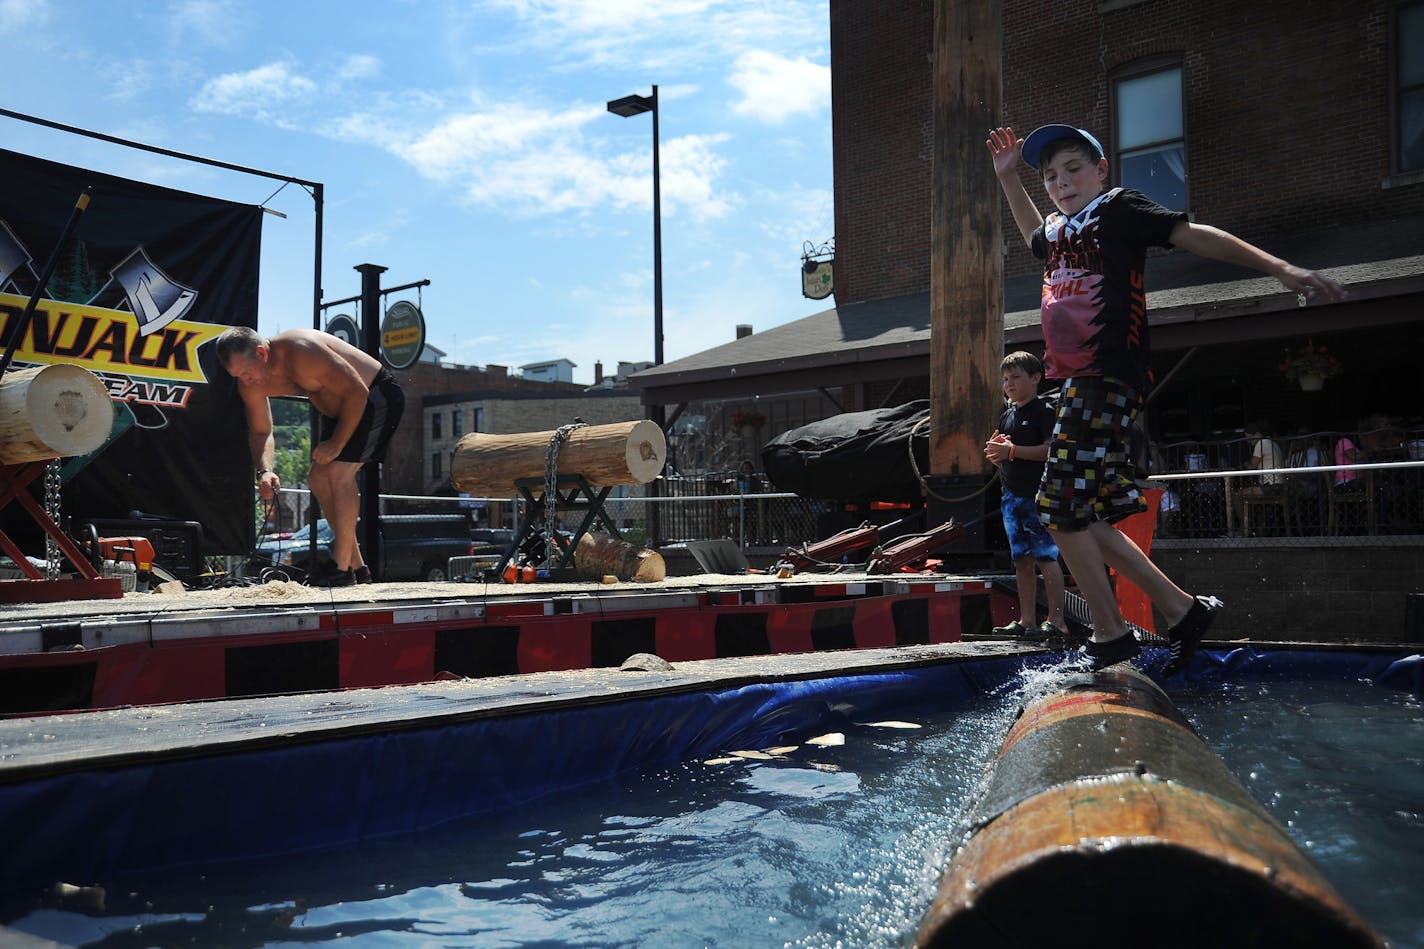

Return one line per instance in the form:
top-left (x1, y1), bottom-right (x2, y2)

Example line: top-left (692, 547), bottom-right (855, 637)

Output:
top-left (0, 364), bottom-right (113, 464)
top-left (450, 420), bottom-right (665, 497)
top-left (574, 532), bottom-right (665, 583)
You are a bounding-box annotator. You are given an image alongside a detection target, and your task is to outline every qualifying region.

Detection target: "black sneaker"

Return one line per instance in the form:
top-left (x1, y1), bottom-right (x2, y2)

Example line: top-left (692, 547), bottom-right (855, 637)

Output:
top-left (1073, 632), bottom-right (1141, 671)
top-left (1037, 621), bottom-right (1072, 640)
top-left (992, 620), bottom-right (1044, 640)
top-left (310, 567), bottom-right (356, 588)
top-left (354, 565), bottom-right (372, 584)
top-left (1162, 595), bottom-right (1224, 678)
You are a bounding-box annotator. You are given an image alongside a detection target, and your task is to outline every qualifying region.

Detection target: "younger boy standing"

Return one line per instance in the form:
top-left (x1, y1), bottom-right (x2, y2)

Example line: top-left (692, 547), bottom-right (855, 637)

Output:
top-left (986, 124), bottom-right (1345, 674)
top-left (985, 351), bottom-right (1070, 640)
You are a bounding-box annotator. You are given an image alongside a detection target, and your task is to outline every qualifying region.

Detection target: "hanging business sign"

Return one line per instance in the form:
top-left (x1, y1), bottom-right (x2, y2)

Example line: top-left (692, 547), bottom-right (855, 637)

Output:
top-left (380, 300), bottom-right (425, 370)
top-left (324, 312), bottom-right (359, 347)
top-left (802, 257), bottom-right (834, 300)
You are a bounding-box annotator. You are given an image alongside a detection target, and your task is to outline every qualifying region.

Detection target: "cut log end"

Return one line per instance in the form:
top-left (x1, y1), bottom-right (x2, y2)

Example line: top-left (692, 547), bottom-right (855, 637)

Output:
top-left (575, 532), bottom-right (666, 583)
top-left (0, 364), bottom-right (114, 464)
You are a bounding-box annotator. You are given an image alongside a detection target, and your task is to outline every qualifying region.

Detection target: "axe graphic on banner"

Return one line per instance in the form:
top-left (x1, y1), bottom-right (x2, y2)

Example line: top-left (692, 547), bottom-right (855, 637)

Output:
top-left (89, 246), bottom-right (198, 336)
top-left (0, 219), bottom-right (39, 297)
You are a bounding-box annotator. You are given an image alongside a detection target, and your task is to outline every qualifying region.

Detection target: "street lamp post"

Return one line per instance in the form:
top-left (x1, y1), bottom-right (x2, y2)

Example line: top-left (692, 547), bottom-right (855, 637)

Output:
top-left (607, 85), bottom-right (665, 546)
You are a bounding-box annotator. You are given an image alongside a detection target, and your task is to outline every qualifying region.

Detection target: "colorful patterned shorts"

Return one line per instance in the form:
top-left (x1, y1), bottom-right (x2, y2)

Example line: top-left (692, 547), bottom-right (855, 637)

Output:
top-left (1038, 375), bottom-right (1146, 531)
top-left (1001, 492), bottom-right (1060, 561)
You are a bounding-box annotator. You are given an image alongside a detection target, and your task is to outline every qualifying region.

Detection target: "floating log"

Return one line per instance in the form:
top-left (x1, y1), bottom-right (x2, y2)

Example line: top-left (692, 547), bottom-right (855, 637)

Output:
top-left (0, 364), bottom-right (113, 465)
top-left (574, 532), bottom-right (665, 583)
top-left (915, 665), bottom-right (1383, 948)
top-left (450, 420), bottom-right (665, 497)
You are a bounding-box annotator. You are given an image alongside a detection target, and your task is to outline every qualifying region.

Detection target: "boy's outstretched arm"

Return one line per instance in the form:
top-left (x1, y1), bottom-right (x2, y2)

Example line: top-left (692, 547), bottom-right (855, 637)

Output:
top-left (986, 127), bottom-right (1044, 247)
top-left (1168, 221), bottom-right (1347, 303)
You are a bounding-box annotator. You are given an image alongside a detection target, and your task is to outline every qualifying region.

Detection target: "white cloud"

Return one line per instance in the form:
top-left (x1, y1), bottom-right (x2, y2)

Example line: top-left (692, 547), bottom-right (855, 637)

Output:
top-left (337, 54), bottom-right (382, 82)
top-left (482, 0), bottom-right (824, 75)
top-left (405, 103), bottom-right (601, 180)
top-left (658, 133), bottom-right (733, 220)
top-left (169, 0), bottom-right (245, 48)
top-left (385, 102), bottom-right (733, 221)
top-left (0, 0), bottom-right (48, 34)
top-left (190, 62), bottom-right (319, 120)
top-left (728, 50), bottom-right (829, 123)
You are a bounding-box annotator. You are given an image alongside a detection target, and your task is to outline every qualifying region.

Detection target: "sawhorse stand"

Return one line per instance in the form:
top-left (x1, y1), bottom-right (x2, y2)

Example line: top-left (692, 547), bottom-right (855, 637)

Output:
top-left (498, 474), bottom-right (623, 582)
top-left (0, 461), bottom-right (122, 603)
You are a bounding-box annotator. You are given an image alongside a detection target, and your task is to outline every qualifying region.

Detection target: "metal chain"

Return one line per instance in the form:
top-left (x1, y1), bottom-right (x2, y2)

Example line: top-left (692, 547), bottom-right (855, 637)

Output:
top-left (543, 420), bottom-right (587, 567)
top-left (44, 460), bottom-right (62, 580)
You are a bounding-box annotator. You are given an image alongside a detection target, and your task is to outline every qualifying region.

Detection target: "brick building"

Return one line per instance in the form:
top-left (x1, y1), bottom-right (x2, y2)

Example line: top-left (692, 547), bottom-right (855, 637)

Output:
top-left (630, 0), bottom-right (1424, 640)
top-left (635, 0), bottom-right (1423, 446)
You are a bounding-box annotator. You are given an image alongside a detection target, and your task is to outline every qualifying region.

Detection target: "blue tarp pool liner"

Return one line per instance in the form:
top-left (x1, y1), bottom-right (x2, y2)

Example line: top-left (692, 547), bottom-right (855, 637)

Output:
top-left (0, 647), bottom-right (1417, 896)
top-left (1166, 646), bottom-right (1424, 695)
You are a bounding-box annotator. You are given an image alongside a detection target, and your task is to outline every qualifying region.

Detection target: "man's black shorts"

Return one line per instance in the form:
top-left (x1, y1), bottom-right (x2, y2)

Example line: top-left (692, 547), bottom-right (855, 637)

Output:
top-left (319, 368), bottom-right (404, 464)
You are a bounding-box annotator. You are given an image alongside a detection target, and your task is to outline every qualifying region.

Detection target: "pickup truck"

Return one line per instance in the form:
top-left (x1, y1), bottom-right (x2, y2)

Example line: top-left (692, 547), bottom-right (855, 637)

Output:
top-left (247, 513), bottom-right (474, 582)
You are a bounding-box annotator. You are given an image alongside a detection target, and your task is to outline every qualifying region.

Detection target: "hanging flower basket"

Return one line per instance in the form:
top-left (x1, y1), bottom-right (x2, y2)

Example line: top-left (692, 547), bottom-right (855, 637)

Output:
top-left (729, 407), bottom-right (766, 434)
top-left (1278, 341), bottom-right (1341, 391)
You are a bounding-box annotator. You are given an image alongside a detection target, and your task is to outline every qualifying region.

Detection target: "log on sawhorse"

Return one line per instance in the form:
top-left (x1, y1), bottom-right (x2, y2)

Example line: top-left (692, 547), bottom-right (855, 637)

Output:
top-left (498, 474), bottom-right (623, 581)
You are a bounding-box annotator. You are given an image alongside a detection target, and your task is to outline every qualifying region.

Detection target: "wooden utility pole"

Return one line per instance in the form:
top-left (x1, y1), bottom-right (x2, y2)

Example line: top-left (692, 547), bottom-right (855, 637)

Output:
top-left (929, 0), bottom-right (1003, 483)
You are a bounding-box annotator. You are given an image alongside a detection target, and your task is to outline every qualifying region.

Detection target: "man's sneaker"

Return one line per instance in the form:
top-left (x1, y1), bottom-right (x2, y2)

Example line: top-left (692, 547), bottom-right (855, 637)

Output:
top-left (992, 620), bottom-right (1044, 640)
top-left (1073, 632), bottom-right (1141, 671)
top-left (354, 565), bottom-right (372, 584)
top-left (310, 567), bottom-right (356, 588)
top-left (1162, 595), bottom-right (1224, 678)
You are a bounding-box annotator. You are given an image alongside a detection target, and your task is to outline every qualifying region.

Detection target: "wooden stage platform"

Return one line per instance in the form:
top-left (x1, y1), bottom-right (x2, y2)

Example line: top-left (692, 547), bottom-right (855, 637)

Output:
top-left (0, 571), bottom-right (1016, 717)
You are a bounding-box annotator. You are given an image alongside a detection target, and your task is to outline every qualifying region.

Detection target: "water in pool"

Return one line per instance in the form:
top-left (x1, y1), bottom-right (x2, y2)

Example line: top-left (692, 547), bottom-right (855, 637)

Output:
top-left (1174, 677), bottom-right (1424, 949)
top-left (5, 666), bottom-right (1421, 948)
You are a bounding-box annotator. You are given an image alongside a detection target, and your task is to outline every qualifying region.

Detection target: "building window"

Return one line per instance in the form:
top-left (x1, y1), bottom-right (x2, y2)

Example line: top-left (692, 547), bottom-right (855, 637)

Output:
top-left (1113, 64), bottom-right (1186, 210)
top-left (473, 407), bottom-right (484, 433)
top-left (432, 412), bottom-right (442, 440)
top-left (452, 408), bottom-right (463, 437)
top-left (432, 452), bottom-right (442, 479)
top-left (1398, 2), bottom-right (1424, 172)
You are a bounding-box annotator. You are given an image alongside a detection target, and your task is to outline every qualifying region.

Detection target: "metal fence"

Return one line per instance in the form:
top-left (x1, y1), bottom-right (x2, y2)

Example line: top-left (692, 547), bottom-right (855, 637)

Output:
top-left (589, 475), bottom-right (820, 550)
top-left (1150, 428), bottom-right (1424, 544)
top-left (315, 428), bottom-right (1424, 559)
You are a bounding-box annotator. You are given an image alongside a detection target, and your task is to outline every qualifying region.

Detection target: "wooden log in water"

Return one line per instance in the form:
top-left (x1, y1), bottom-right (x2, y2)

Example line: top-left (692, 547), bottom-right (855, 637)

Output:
top-left (450, 420), bottom-right (665, 497)
top-left (914, 665), bottom-right (1384, 948)
top-left (0, 364), bottom-right (113, 464)
top-left (574, 532), bottom-right (665, 583)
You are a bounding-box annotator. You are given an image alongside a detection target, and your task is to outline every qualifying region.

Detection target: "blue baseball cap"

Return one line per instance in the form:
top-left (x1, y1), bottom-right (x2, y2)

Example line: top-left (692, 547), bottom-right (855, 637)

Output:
top-left (1020, 125), bottom-right (1105, 169)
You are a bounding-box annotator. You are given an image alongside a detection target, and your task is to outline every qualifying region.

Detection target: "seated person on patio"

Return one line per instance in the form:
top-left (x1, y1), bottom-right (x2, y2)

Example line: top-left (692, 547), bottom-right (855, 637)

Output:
top-left (1233, 420), bottom-right (1284, 527)
top-left (1335, 432), bottom-right (1363, 492)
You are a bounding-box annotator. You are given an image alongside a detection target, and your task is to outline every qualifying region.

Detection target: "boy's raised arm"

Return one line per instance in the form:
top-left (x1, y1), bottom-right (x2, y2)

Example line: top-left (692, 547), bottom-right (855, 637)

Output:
top-left (1168, 221), bottom-right (1347, 304)
top-left (986, 127), bottom-right (1044, 247)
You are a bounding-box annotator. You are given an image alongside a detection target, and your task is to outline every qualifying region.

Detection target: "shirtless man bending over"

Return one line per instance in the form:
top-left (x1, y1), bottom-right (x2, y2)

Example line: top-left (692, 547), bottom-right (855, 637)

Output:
top-left (216, 326), bottom-right (404, 587)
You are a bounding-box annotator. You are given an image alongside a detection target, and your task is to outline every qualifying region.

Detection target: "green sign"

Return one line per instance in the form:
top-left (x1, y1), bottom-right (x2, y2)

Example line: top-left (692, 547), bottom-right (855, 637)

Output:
top-left (324, 313), bottom-right (359, 346)
top-left (380, 300), bottom-right (425, 370)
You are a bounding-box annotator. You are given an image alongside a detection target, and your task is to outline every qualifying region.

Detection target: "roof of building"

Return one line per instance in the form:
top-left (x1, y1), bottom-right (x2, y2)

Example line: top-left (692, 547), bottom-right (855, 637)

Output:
top-left (424, 388), bottom-right (640, 408)
top-left (631, 216), bottom-right (1423, 398)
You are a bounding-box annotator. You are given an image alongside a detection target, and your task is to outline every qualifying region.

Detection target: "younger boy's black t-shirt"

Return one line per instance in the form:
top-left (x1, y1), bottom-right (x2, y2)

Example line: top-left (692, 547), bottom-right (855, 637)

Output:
top-left (998, 395), bottom-right (1056, 499)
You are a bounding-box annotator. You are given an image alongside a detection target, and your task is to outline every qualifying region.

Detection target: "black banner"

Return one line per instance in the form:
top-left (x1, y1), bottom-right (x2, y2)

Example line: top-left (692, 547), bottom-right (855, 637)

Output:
top-left (0, 148), bottom-right (262, 555)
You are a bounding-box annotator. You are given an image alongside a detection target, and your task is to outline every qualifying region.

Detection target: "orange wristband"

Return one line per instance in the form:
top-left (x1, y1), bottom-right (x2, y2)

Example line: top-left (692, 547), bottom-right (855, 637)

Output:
top-left (1009, 443), bottom-right (1016, 461)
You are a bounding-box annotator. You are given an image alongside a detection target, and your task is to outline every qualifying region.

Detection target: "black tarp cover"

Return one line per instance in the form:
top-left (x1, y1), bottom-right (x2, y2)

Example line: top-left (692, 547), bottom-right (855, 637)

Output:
top-left (761, 400), bottom-right (930, 502)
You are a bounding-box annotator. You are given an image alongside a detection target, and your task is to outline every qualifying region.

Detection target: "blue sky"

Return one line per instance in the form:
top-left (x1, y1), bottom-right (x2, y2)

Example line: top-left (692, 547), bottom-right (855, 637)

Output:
top-left (2, 0), bottom-right (833, 384)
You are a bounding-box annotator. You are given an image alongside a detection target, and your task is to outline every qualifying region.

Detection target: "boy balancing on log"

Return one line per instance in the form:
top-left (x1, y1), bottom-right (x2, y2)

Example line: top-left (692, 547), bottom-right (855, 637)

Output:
top-left (986, 124), bottom-right (1345, 674)
top-left (216, 326), bottom-right (405, 587)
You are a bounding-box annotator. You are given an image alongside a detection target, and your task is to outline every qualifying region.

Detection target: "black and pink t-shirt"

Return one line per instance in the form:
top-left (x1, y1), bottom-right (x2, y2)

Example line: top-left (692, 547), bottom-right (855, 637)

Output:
top-left (1030, 188), bottom-right (1187, 389)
